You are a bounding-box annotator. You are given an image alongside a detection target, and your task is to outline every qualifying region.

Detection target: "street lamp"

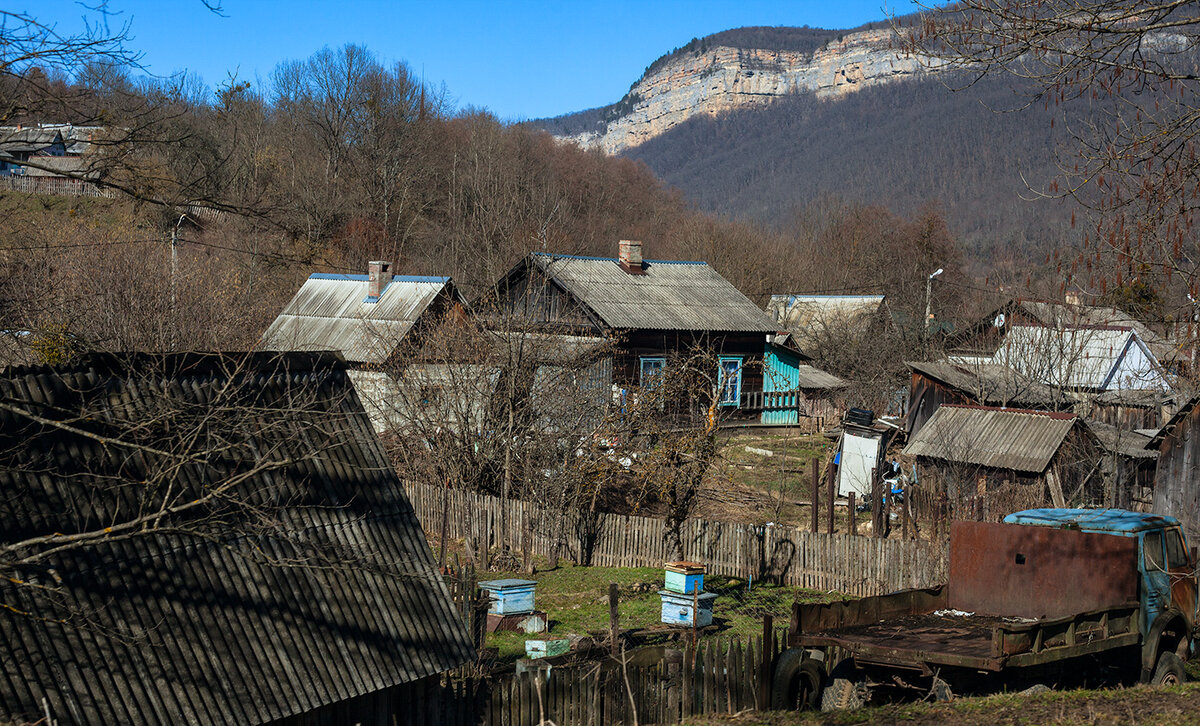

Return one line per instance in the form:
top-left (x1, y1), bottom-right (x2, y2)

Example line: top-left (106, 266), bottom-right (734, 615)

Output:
top-left (925, 268), bottom-right (944, 336)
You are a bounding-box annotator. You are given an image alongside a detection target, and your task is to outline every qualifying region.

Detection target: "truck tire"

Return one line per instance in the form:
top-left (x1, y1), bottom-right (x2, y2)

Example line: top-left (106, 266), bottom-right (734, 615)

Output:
top-left (820, 662), bottom-right (864, 712)
top-left (771, 648), bottom-right (824, 710)
top-left (1152, 652), bottom-right (1186, 686)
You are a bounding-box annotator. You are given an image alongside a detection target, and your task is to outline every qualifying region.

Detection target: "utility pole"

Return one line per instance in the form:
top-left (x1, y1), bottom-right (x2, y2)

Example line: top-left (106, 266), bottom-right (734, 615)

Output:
top-left (925, 267), bottom-right (943, 339)
top-left (170, 214), bottom-right (187, 350)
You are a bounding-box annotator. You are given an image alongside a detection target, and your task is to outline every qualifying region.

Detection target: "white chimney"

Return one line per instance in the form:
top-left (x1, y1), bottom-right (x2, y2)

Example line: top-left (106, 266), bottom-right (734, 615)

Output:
top-left (367, 260), bottom-right (391, 300)
top-left (618, 240), bottom-right (643, 273)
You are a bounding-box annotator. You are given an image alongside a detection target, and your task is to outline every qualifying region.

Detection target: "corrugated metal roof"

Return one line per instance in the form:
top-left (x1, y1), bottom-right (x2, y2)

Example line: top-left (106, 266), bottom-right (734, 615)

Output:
top-left (902, 404), bottom-right (1079, 474)
top-left (993, 325), bottom-right (1162, 391)
top-left (907, 360), bottom-right (1062, 407)
top-left (1082, 418), bottom-right (1157, 460)
top-left (262, 274), bottom-right (459, 363)
top-left (0, 352), bottom-right (473, 726)
top-left (531, 253), bottom-right (777, 332)
top-left (766, 294), bottom-right (885, 350)
top-left (1015, 300), bottom-right (1173, 358)
top-left (795, 364), bottom-right (846, 389)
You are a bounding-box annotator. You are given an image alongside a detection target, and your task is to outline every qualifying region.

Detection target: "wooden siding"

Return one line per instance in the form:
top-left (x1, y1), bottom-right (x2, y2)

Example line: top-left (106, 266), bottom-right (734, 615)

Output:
top-left (1154, 405), bottom-right (1200, 537)
top-left (499, 266), bottom-right (599, 331)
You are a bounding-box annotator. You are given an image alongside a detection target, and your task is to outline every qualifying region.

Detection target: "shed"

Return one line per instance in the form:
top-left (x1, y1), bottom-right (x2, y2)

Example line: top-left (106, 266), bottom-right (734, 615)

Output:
top-left (0, 352), bottom-right (473, 726)
top-left (905, 360), bottom-right (1065, 438)
top-left (1148, 396), bottom-right (1200, 537)
top-left (903, 405), bottom-right (1101, 519)
top-left (759, 341), bottom-right (847, 428)
top-left (1082, 418), bottom-right (1158, 512)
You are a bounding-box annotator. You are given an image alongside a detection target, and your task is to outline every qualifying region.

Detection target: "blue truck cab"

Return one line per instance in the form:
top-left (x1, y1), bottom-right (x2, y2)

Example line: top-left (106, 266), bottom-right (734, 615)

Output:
top-left (1005, 508), bottom-right (1199, 679)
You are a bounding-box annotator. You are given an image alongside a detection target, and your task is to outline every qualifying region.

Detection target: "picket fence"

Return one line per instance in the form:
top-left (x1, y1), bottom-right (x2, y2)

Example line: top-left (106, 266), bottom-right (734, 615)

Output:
top-left (405, 482), bottom-right (948, 597)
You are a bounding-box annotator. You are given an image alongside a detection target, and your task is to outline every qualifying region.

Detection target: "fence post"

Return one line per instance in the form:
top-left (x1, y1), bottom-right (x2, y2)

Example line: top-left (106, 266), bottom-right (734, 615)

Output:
top-left (810, 458), bottom-right (819, 534)
top-left (848, 493), bottom-right (857, 536)
top-left (826, 463), bottom-right (836, 535)
top-left (758, 614), bottom-right (773, 709)
top-left (609, 583), bottom-right (620, 657)
top-left (872, 469), bottom-right (883, 538)
top-left (902, 485), bottom-right (911, 539)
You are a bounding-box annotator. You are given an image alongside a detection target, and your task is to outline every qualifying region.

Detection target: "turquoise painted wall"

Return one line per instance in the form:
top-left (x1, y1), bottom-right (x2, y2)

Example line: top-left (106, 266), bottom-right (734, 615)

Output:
top-left (762, 343), bottom-right (801, 425)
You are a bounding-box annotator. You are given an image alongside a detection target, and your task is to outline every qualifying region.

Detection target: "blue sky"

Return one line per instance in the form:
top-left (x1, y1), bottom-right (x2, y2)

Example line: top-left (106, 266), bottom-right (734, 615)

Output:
top-left (30, 0), bottom-right (924, 120)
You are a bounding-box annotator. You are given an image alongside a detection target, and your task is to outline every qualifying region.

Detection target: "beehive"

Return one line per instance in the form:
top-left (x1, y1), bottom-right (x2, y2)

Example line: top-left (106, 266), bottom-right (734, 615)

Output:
top-left (478, 578), bottom-right (537, 615)
top-left (663, 561), bottom-right (706, 594)
top-left (659, 590), bottom-right (717, 628)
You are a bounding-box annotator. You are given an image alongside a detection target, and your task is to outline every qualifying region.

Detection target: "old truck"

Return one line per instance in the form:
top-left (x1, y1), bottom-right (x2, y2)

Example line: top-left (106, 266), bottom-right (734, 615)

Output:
top-left (772, 509), bottom-right (1198, 710)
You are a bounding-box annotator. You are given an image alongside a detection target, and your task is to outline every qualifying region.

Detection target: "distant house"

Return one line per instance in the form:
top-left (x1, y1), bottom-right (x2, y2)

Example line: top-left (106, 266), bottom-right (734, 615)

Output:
top-left (952, 297), bottom-right (1177, 367)
top-left (765, 294), bottom-right (887, 356)
top-left (0, 123), bottom-right (101, 177)
top-left (1148, 396), bottom-right (1200, 537)
top-left (992, 324), bottom-right (1169, 394)
top-left (903, 405), bottom-right (1101, 517)
top-left (905, 360), bottom-right (1064, 439)
top-left (490, 241), bottom-right (836, 424)
top-left (0, 352), bottom-right (473, 726)
top-left (262, 262), bottom-right (468, 432)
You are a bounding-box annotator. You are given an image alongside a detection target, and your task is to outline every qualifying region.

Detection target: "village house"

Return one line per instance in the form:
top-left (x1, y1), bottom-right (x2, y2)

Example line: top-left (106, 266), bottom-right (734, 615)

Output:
top-left (489, 241), bottom-right (838, 425)
top-left (903, 405), bottom-right (1102, 518)
top-left (950, 297), bottom-right (1178, 367)
top-left (261, 261), bottom-right (467, 431)
top-left (765, 293), bottom-right (888, 357)
top-left (0, 123), bottom-right (100, 178)
top-left (0, 352), bottom-right (473, 726)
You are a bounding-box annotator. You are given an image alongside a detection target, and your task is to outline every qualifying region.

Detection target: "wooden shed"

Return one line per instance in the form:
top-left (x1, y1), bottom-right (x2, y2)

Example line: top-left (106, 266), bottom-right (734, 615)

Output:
top-left (905, 360), bottom-right (1064, 439)
top-left (903, 405), bottom-right (1101, 520)
top-left (1148, 396), bottom-right (1200, 537)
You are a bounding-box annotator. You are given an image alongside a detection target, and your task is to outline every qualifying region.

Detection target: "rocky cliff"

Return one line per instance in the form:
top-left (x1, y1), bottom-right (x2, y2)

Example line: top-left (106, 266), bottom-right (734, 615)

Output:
top-left (558, 28), bottom-right (934, 155)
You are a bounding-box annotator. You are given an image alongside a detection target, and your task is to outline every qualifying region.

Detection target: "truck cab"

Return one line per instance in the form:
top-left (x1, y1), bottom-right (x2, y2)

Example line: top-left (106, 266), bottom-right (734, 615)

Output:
top-left (1004, 508), bottom-right (1199, 676)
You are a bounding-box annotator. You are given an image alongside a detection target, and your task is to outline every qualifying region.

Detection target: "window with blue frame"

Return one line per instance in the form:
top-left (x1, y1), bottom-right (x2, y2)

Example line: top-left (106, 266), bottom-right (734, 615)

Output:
top-left (718, 356), bottom-right (743, 406)
top-left (639, 357), bottom-right (665, 387)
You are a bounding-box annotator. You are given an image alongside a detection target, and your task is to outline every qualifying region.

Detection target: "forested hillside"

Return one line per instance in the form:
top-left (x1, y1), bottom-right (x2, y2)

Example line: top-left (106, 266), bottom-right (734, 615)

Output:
top-left (623, 72), bottom-right (1085, 272)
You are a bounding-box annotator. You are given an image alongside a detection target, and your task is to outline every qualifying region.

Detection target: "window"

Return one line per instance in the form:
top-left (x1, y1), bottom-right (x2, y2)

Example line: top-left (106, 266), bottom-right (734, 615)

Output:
top-left (639, 357), bottom-right (665, 387)
top-left (1166, 528), bottom-right (1190, 569)
top-left (1144, 530), bottom-right (1165, 572)
top-left (718, 356), bottom-right (743, 407)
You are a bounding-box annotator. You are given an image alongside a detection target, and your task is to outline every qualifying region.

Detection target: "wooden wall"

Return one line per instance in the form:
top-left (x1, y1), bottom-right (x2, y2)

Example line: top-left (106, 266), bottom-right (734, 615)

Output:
top-left (1154, 405), bottom-right (1200, 537)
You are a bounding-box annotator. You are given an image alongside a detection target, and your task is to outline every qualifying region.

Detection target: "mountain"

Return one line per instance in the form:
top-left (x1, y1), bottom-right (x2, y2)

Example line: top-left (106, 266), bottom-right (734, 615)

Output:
top-left (539, 20), bottom-right (930, 155)
top-left (537, 20), bottom-right (1087, 265)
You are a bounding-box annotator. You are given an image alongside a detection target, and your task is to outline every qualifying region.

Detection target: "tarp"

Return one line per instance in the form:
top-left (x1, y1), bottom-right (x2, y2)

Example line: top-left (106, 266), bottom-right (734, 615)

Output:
top-left (838, 430), bottom-right (882, 498)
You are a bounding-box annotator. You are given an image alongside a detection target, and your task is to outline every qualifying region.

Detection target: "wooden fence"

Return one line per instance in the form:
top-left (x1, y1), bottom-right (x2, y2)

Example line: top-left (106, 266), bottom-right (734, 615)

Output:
top-left (0, 175), bottom-right (111, 197)
top-left (405, 482), bottom-right (948, 597)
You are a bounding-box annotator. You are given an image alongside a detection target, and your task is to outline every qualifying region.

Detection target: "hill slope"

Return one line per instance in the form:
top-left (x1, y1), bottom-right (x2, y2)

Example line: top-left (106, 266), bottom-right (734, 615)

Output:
top-left (623, 72), bottom-right (1084, 260)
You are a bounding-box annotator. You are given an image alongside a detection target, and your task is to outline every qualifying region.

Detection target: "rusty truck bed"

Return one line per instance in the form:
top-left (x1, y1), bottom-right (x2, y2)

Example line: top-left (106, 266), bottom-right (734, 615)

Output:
top-left (791, 587), bottom-right (1141, 672)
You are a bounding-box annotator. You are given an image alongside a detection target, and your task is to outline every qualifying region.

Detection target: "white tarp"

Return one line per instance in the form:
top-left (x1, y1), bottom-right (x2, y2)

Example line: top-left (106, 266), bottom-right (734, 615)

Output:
top-left (838, 431), bottom-right (881, 498)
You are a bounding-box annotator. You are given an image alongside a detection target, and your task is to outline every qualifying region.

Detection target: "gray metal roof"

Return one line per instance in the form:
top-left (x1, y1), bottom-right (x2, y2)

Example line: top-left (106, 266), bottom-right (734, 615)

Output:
top-left (0, 352), bottom-right (473, 726)
top-left (902, 404), bottom-right (1079, 474)
top-left (1082, 418), bottom-right (1157, 460)
top-left (530, 253), bottom-right (778, 332)
top-left (262, 273), bottom-right (460, 363)
top-left (907, 360), bottom-right (1062, 407)
top-left (795, 364), bottom-right (846, 389)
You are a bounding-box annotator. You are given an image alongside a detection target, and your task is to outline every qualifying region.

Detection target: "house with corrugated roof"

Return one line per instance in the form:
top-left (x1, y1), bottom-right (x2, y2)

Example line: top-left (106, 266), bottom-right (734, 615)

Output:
top-left (489, 241), bottom-right (842, 424)
top-left (903, 404), bottom-right (1102, 517)
top-left (904, 359), bottom-right (1067, 439)
top-left (0, 352), bottom-right (473, 726)
top-left (992, 324), bottom-right (1169, 394)
top-left (765, 294), bottom-right (888, 357)
top-left (262, 261), bottom-right (468, 432)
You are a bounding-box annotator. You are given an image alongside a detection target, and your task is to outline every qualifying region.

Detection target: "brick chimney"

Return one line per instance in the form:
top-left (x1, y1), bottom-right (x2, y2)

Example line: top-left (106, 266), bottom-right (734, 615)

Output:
top-left (618, 240), bottom-right (644, 274)
top-left (367, 260), bottom-right (391, 301)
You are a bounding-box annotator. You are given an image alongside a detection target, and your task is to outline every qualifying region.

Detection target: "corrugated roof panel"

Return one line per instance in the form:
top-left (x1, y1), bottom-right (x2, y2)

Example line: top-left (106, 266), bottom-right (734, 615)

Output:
top-left (993, 325), bottom-right (1161, 391)
top-left (903, 404), bottom-right (1078, 474)
top-left (906, 360), bottom-right (1061, 407)
top-left (766, 294), bottom-right (885, 350)
top-left (795, 364), bottom-right (846, 389)
top-left (0, 353), bottom-right (473, 726)
top-left (262, 276), bottom-right (454, 363)
top-left (534, 254), bottom-right (777, 332)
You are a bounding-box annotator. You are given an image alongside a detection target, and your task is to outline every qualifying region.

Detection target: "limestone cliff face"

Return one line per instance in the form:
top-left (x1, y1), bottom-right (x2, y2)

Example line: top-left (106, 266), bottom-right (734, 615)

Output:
top-left (561, 29), bottom-right (934, 154)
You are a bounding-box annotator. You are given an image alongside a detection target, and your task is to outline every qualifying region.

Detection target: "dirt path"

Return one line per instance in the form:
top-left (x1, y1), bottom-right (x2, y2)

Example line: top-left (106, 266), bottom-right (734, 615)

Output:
top-left (686, 683), bottom-right (1200, 725)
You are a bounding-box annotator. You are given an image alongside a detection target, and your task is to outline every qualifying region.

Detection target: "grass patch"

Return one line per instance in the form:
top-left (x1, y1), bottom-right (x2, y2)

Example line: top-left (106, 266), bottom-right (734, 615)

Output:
top-left (481, 563), bottom-right (844, 663)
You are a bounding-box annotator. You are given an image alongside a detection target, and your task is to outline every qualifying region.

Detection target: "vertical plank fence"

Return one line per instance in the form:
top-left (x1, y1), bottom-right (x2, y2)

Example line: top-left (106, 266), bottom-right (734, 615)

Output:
top-left (405, 481), bottom-right (949, 598)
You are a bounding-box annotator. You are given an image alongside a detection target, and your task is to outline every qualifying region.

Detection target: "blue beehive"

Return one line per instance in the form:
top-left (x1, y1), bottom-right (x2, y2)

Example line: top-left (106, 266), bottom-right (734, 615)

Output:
top-left (659, 590), bottom-right (717, 628)
top-left (479, 578), bottom-right (537, 615)
top-left (664, 561), bottom-right (705, 594)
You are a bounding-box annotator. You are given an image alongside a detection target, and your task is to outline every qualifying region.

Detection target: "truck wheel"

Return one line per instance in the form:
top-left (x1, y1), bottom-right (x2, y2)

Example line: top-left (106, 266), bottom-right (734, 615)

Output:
top-left (1152, 652), bottom-right (1186, 686)
top-left (771, 648), bottom-right (824, 710)
top-left (820, 662), bottom-right (864, 712)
